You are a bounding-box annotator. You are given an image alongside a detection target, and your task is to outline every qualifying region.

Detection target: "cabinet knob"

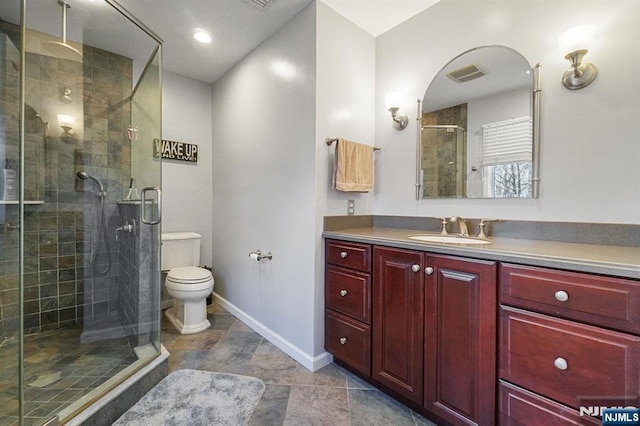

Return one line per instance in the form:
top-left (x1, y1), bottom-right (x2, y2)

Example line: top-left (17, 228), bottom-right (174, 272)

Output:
top-left (412, 264), bottom-right (420, 272)
top-left (554, 290), bottom-right (569, 302)
top-left (339, 337), bottom-right (347, 345)
top-left (340, 289), bottom-right (348, 297)
top-left (554, 357), bottom-right (568, 370)
top-left (424, 267), bottom-right (434, 275)
top-left (340, 251), bottom-right (347, 258)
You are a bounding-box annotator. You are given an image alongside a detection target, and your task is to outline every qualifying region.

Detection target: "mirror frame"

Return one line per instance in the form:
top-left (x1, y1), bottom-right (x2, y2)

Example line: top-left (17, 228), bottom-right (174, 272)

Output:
top-left (415, 46), bottom-right (542, 200)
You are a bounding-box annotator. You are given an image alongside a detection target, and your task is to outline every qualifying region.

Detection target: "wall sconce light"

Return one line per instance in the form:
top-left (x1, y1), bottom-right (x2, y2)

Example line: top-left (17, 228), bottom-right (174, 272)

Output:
top-left (559, 25), bottom-right (598, 90)
top-left (384, 92), bottom-right (408, 130)
top-left (59, 86), bottom-right (73, 103)
top-left (57, 114), bottom-right (76, 141)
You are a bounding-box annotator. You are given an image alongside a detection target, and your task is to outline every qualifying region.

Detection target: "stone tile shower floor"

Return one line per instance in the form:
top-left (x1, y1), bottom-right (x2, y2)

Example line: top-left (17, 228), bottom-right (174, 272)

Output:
top-left (0, 324), bottom-right (137, 426)
top-left (162, 300), bottom-right (438, 425)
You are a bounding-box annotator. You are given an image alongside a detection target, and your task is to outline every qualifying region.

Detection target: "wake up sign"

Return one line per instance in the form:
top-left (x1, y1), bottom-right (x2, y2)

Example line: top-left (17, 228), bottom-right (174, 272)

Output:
top-left (154, 139), bottom-right (198, 163)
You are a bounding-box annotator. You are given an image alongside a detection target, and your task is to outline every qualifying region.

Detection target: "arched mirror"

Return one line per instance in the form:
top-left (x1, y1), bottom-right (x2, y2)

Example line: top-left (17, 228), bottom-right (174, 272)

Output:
top-left (416, 45), bottom-right (541, 199)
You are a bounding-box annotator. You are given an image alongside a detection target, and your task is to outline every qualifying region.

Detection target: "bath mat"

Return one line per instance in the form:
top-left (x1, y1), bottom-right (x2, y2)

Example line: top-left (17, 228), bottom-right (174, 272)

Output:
top-left (112, 369), bottom-right (265, 426)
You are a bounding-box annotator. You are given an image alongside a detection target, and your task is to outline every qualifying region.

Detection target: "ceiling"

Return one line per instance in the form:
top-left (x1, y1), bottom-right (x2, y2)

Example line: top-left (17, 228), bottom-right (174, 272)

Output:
top-left (0, 0), bottom-right (440, 84)
top-left (113, 0), bottom-right (442, 83)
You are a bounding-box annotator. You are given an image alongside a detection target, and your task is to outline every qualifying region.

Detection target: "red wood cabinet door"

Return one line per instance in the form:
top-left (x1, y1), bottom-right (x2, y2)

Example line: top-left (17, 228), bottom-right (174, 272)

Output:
top-left (372, 246), bottom-right (424, 404)
top-left (424, 254), bottom-right (497, 426)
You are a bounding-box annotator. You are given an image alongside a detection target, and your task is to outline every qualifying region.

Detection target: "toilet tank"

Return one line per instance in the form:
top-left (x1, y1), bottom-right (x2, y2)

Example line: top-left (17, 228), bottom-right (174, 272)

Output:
top-left (161, 232), bottom-right (202, 271)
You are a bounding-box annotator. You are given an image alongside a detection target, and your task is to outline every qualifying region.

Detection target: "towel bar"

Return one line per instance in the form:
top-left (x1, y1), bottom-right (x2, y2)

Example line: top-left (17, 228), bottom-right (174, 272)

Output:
top-left (325, 138), bottom-right (380, 151)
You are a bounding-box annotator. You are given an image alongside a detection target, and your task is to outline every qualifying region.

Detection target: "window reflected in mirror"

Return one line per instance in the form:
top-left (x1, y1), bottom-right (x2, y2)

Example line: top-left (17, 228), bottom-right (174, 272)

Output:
top-left (419, 45), bottom-right (539, 199)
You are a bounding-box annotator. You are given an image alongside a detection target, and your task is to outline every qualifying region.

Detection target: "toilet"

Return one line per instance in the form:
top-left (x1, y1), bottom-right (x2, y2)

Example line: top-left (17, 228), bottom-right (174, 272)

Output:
top-left (161, 232), bottom-right (214, 334)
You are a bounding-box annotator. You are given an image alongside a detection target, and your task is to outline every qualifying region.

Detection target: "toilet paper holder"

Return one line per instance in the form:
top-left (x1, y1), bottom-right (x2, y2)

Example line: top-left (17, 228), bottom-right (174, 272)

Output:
top-left (249, 250), bottom-right (273, 262)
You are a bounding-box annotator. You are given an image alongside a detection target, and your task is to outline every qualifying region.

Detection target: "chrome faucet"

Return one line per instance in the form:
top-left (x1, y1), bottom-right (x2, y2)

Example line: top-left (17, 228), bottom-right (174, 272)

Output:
top-left (449, 216), bottom-right (469, 236)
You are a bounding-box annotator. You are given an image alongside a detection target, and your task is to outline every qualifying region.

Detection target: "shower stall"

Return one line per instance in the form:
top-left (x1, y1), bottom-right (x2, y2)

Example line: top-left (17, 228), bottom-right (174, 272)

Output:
top-left (421, 124), bottom-right (467, 198)
top-left (0, 0), bottom-right (163, 424)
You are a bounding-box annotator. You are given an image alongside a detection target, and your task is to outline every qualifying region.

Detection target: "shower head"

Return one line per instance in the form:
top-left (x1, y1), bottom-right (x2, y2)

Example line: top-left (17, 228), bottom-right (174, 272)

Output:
top-left (76, 171), bottom-right (105, 196)
top-left (43, 1), bottom-right (83, 62)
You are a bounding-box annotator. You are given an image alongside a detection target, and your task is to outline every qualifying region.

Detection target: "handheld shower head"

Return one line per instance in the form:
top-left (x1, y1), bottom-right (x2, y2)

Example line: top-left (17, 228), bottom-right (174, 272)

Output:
top-left (76, 171), bottom-right (105, 196)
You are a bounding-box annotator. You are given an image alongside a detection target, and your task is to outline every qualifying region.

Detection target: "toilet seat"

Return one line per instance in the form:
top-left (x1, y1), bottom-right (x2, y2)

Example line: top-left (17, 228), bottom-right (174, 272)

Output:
top-left (167, 266), bottom-right (212, 284)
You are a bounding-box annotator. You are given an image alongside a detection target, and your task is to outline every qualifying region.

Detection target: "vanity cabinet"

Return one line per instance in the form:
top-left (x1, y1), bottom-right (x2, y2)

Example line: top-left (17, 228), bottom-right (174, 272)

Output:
top-left (325, 233), bottom-right (639, 425)
top-left (324, 240), bottom-right (372, 376)
top-left (499, 263), bottom-right (640, 423)
top-left (372, 246), bottom-right (424, 404)
top-left (424, 255), bottom-right (497, 426)
top-left (326, 241), bottom-right (497, 424)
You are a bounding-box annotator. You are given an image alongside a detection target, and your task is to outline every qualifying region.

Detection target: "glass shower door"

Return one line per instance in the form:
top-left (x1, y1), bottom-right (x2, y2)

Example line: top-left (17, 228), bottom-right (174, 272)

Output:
top-left (0, 16), bottom-right (22, 425)
top-left (421, 125), bottom-right (467, 198)
top-left (0, 0), bottom-right (163, 424)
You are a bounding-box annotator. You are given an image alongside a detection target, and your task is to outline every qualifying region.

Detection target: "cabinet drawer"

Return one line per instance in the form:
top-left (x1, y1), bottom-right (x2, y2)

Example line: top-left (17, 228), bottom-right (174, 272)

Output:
top-left (500, 306), bottom-right (640, 410)
top-left (500, 263), bottom-right (640, 334)
top-left (325, 309), bottom-right (371, 376)
top-left (326, 240), bottom-right (372, 272)
top-left (326, 265), bottom-right (371, 324)
top-left (499, 381), bottom-right (599, 425)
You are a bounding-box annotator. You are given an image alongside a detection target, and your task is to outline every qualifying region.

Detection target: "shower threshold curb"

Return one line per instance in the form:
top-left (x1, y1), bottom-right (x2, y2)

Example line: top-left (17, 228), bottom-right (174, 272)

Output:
top-left (64, 345), bottom-right (170, 426)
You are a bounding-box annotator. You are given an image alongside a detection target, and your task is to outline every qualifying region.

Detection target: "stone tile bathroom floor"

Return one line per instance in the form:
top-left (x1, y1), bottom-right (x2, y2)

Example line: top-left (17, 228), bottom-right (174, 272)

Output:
top-left (162, 300), bottom-right (439, 425)
top-left (0, 324), bottom-right (137, 426)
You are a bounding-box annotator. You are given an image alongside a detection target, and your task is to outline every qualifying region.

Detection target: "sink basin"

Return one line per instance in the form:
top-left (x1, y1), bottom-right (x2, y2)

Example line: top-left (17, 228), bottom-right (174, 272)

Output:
top-left (408, 234), bottom-right (492, 245)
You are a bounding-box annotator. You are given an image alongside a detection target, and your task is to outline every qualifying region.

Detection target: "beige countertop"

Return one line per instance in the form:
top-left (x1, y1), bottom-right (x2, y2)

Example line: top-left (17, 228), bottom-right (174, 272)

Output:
top-left (323, 227), bottom-right (640, 279)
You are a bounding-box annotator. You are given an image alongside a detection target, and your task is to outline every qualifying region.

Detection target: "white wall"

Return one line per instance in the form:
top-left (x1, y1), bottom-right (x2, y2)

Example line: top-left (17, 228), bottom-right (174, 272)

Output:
top-left (314, 1), bottom-right (376, 355)
top-left (315, 2), bottom-right (376, 217)
top-left (375, 0), bottom-right (640, 224)
top-left (211, 4), bottom-right (319, 363)
top-left (161, 70), bottom-right (213, 266)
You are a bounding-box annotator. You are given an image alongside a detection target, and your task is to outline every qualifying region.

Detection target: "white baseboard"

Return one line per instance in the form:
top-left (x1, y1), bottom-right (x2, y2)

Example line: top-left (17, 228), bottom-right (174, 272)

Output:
top-left (212, 292), bottom-right (333, 372)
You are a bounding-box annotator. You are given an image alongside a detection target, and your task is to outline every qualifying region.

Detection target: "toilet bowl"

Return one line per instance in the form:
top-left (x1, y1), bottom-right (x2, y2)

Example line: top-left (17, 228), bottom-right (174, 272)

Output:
top-left (161, 232), bottom-right (214, 334)
top-left (164, 266), bottom-right (214, 334)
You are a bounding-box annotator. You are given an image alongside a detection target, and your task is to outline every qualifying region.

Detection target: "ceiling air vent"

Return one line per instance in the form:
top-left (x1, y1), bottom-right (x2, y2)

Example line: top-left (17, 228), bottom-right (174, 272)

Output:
top-left (244, 0), bottom-right (277, 10)
top-left (447, 64), bottom-right (487, 83)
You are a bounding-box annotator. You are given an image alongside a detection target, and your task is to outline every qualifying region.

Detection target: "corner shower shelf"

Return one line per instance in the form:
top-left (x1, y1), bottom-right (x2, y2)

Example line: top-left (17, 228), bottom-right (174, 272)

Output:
top-left (0, 200), bottom-right (45, 205)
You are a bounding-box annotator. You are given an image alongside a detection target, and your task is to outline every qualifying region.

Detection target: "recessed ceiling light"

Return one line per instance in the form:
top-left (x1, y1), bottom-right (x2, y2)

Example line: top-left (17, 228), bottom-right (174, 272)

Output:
top-left (193, 31), bottom-right (212, 43)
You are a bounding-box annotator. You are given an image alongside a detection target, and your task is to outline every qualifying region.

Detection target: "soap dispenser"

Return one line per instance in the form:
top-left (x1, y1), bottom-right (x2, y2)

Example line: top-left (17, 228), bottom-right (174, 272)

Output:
top-left (2, 159), bottom-right (17, 201)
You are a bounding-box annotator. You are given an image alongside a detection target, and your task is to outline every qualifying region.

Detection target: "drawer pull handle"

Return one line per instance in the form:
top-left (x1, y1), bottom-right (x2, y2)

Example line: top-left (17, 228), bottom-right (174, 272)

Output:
top-left (340, 251), bottom-right (348, 258)
top-left (424, 267), bottom-right (434, 275)
top-left (554, 290), bottom-right (569, 302)
top-left (554, 357), bottom-right (568, 371)
top-left (339, 337), bottom-right (347, 345)
top-left (340, 290), bottom-right (348, 297)
top-left (412, 264), bottom-right (420, 272)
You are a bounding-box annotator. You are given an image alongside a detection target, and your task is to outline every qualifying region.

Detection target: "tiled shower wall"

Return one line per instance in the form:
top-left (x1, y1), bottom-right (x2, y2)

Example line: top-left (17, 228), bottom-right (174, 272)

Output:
top-left (0, 22), bottom-right (133, 337)
top-left (421, 104), bottom-right (467, 198)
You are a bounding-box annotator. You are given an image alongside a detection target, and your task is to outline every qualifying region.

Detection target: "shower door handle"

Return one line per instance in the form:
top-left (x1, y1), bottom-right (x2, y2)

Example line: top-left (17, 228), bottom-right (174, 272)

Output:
top-left (141, 187), bottom-right (162, 225)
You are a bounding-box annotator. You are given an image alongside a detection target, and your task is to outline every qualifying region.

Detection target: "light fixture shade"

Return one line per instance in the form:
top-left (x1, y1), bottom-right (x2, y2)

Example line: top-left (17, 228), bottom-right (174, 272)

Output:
top-left (558, 24), bottom-right (595, 54)
top-left (384, 92), bottom-right (408, 130)
top-left (559, 25), bottom-right (598, 90)
top-left (57, 114), bottom-right (75, 128)
top-left (384, 92), bottom-right (402, 110)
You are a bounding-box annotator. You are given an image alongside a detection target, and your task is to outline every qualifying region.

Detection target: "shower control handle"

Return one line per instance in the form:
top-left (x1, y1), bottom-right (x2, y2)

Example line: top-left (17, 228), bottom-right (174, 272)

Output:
top-left (115, 220), bottom-right (135, 242)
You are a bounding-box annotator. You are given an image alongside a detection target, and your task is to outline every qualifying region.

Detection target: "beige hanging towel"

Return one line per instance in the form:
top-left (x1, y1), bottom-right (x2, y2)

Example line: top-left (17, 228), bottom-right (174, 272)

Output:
top-left (333, 138), bottom-right (374, 192)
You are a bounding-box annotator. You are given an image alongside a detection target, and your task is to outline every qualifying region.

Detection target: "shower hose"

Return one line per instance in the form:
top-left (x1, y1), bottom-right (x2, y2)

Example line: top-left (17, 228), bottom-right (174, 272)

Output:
top-left (92, 194), bottom-right (112, 276)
